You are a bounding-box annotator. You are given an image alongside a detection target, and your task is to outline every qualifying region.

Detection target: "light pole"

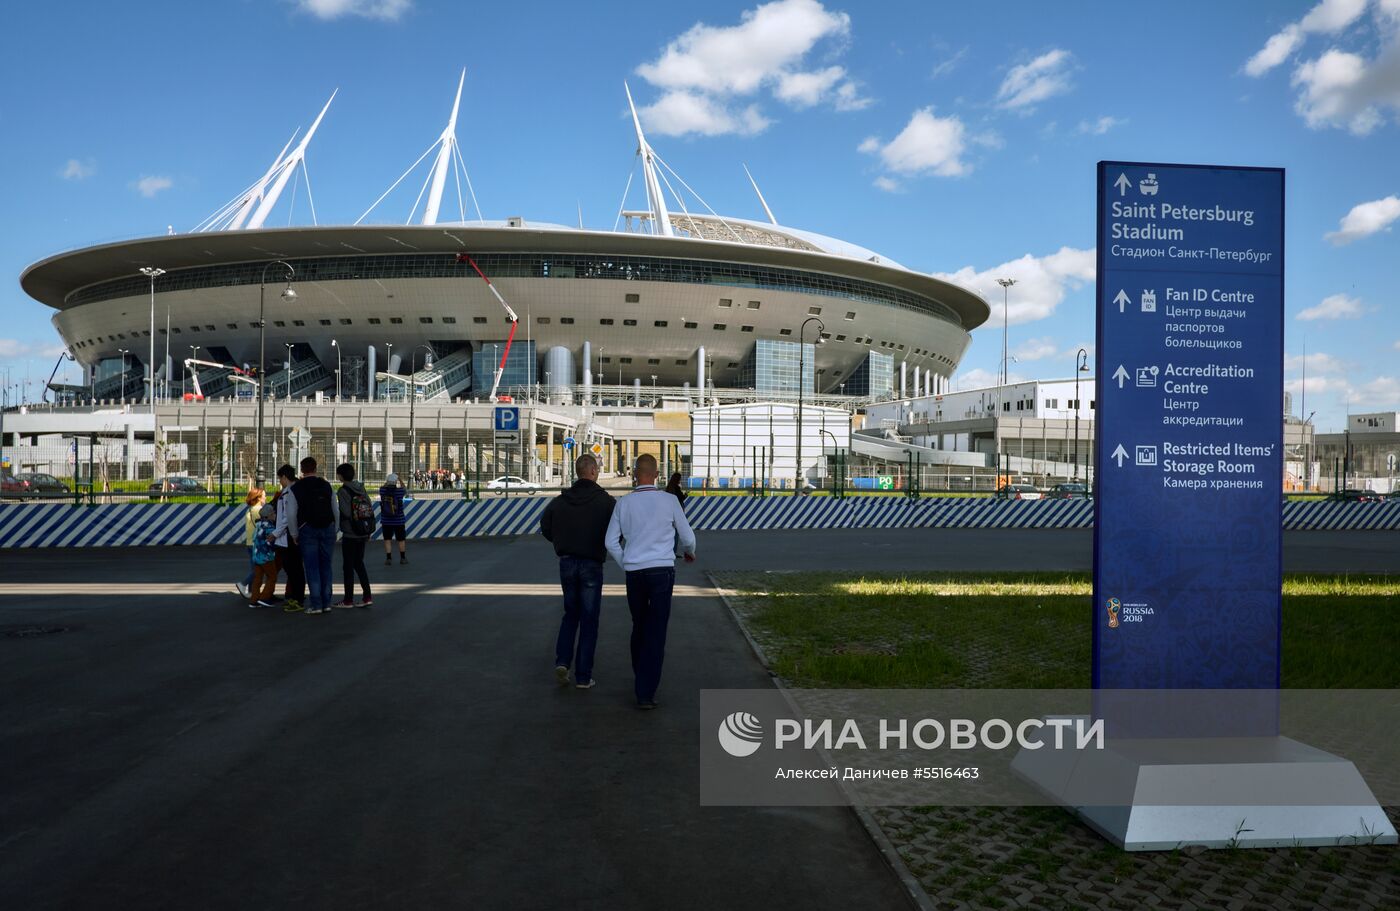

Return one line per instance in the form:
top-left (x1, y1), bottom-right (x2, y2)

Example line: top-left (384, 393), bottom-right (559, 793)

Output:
top-left (819, 427), bottom-right (839, 494)
top-left (1074, 347), bottom-right (1089, 481)
top-left (256, 261), bottom-right (296, 484)
top-left (795, 316), bottom-right (825, 494)
top-left (284, 343), bottom-right (295, 400)
top-left (331, 339), bottom-right (342, 400)
top-left (408, 344), bottom-right (435, 495)
top-left (139, 266), bottom-right (164, 409)
top-left (118, 349), bottom-right (130, 407)
top-left (996, 278), bottom-right (1016, 388)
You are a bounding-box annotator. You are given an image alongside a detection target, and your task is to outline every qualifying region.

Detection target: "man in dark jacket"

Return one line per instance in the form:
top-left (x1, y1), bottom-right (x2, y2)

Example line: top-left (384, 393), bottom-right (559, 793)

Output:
top-left (540, 453), bottom-right (615, 689)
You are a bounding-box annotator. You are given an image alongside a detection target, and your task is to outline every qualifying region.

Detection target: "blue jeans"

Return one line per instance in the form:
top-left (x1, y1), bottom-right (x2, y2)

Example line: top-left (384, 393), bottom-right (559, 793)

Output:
top-left (299, 525), bottom-right (336, 610)
top-left (555, 556), bottom-right (604, 684)
top-left (625, 566), bottom-right (675, 704)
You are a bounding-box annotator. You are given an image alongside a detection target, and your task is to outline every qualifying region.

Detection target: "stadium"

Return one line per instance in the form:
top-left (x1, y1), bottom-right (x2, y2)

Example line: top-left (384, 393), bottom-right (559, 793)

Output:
top-left (19, 78), bottom-right (988, 406)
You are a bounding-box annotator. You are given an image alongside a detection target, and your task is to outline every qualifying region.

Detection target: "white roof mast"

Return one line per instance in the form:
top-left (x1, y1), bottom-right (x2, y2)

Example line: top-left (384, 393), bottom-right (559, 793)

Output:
top-left (226, 130), bottom-right (299, 231)
top-left (247, 89), bottom-right (337, 230)
top-left (422, 69), bottom-right (465, 226)
top-left (624, 82), bottom-right (672, 237)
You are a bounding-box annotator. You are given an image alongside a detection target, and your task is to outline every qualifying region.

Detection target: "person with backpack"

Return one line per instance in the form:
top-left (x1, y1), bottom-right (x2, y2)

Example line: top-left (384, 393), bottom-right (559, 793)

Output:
top-left (378, 472), bottom-right (408, 565)
top-left (335, 463), bottom-right (374, 608)
top-left (285, 456), bottom-right (339, 615)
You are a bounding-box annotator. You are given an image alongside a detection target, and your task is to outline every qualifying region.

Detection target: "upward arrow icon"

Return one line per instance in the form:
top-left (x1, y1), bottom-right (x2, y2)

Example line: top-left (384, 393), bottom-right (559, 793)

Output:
top-left (1112, 365), bottom-right (1129, 388)
top-left (1113, 290), bottom-right (1131, 313)
top-left (1111, 444), bottom-right (1129, 467)
top-left (1114, 173), bottom-right (1132, 196)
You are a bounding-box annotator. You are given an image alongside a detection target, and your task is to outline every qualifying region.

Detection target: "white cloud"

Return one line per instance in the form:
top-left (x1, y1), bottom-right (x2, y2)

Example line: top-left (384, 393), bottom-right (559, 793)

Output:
top-left (1286, 351), bottom-right (1349, 375)
top-left (1012, 336), bottom-right (1061, 362)
top-left (295, 0), bottom-right (410, 20)
top-left (133, 175), bottom-right (173, 198)
top-left (1394, 339), bottom-right (1400, 351)
top-left (634, 0), bottom-right (867, 137)
top-left (61, 158), bottom-right (95, 180)
top-left (955, 367), bottom-right (1027, 391)
top-left (859, 106), bottom-right (970, 178)
top-left (929, 46), bottom-right (969, 79)
top-left (872, 175), bottom-right (901, 193)
top-left (1297, 293), bottom-right (1365, 320)
top-left (996, 49), bottom-right (1074, 111)
top-left (1244, 0), bottom-right (1367, 75)
top-left (1076, 115), bottom-right (1123, 135)
top-left (1352, 375), bottom-right (1400, 403)
top-left (932, 247), bottom-right (1096, 327)
top-left (1326, 194), bottom-right (1400, 244)
top-left (0, 338), bottom-right (66, 359)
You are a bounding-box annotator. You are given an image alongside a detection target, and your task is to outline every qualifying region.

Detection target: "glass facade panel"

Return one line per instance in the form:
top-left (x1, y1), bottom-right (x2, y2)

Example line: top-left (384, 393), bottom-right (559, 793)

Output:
top-left (470, 340), bottom-right (537, 394)
top-left (844, 350), bottom-right (894, 398)
top-left (737, 339), bottom-right (815, 395)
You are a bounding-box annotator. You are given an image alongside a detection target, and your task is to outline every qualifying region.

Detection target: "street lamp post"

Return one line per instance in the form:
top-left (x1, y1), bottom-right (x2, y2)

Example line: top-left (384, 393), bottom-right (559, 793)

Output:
top-left (118, 349), bottom-right (130, 407)
top-left (795, 317), bottom-right (825, 494)
top-left (408, 344), bottom-right (435, 496)
top-left (185, 346), bottom-right (200, 400)
top-left (331, 339), bottom-right (342, 400)
top-left (139, 266), bottom-right (164, 409)
top-left (1074, 348), bottom-right (1089, 481)
top-left (994, 278), bottom-right (1016, 487)
top-left (284, 343), bottom-right (295, 400)
top-left (256, 261), bottom-right (296, 484)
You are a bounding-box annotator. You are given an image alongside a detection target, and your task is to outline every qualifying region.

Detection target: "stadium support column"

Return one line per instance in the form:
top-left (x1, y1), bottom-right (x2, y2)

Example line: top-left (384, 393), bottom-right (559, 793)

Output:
top-left (697, 347), bottom-right (706, 402)
top-left (582, 341), bottom-right (592, 406)
top-left (900, 361), bottom-right (907, 398)
top-left (367, 345), bottom-right (377, 402)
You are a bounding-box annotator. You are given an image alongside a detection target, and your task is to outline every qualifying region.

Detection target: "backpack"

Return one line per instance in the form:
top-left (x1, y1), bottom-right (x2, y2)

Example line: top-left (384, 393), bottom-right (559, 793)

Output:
top-left (296, 477), bottom-right (335, 528)
top-left (349, 487), bottom-right (377, 536)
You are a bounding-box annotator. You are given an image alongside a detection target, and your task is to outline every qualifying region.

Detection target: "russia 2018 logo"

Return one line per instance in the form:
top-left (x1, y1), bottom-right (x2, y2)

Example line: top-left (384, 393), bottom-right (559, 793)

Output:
top-left (1106, 598), bottom-right (1121, 629)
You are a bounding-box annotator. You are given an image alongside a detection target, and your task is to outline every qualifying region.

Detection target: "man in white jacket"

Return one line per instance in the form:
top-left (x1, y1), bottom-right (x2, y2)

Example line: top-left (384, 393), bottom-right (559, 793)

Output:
top-left (605, 453), bottom-right (696, 709)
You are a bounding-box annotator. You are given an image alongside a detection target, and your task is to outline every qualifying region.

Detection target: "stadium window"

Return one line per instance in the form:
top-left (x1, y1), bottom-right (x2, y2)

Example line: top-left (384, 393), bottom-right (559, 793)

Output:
top-left (368, 318), bottom-right (382, 325)
top-left (419, 317), bottom-right (433, 324)
top-left (835, 334), bottom-right (846, 341)
top-left (320, 319), bottom-right (332, 326)
top-left (653, 320), bottom-right (668, 327)
top-left (820, 333), bottom-right (831, 341)
top-left (227, 324), bottom-right (238, 330)
top-left (340, 319), bottom-right (352, 325)
top-left (747, 301), bottom-right (760, 309)
top-left (205, 325), bottom-right (215, 331)
top-left (647, 358), bottom-right (660, 365)
top-left (560, 317), bottom-right (575, 324)
top-left (741, 325), bottom-right (754, 332)
top-left (442, 316), bottom-right (456, 324)
top-left (684, 322), bottom-right (698, 329)
top-left (600, 356), bottom-right (611, 363)
top-left (172, 327), bottom-right (182, 333)
top-left (274, 321), bottom-right (287, 328)
top-left (845, 311), bottom-right (856, 320)
top-left (1003, 402), bottom-right (1010, 412)
top-left (718, 298), bottom-right (732, 308)
top-left (625, 293), bottom-right (640, 303)
top-left (600, 318), bottom-right (614, 325)
top-left (726, 362), bottom-right (738, 368)
top-left (713, 323), bottom-right (726, 331)
top-left (473, 317), bottom-right (487, 324)
top-left (623, 319), bottom-right (637, 326)
top-left (779, 328), bottom-right (792, 336)
top-left (808, 306), bottom-right (822, 315)
top-left (1090, 400), bottom-right (1096, 410)
top-left (390, 317), bottom-right (404, 324)
top-left (675, 359), bottom-right (688, 365)
top-left (536, 317), bottom-right (550, 324)
top-left (621, 357), bottom-right (633, 364)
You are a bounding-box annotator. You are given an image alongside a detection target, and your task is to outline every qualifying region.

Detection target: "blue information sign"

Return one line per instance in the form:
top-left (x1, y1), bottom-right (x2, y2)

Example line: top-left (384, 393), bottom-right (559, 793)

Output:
top-left (1094, 161), bottom-right (1284, 690)
top-left (562, 436), bottom-right (576, 449)
top-left (493, 406), bottom-right (520, 432)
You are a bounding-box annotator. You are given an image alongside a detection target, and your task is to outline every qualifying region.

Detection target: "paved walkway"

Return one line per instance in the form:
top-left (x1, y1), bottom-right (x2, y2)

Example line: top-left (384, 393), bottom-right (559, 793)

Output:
top-left (1, 535), bottom-right (910, 910)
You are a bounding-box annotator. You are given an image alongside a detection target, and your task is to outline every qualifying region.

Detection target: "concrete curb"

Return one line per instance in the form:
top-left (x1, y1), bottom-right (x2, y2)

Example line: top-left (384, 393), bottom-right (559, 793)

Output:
top-left (706, 572), bottom-right (937, 911)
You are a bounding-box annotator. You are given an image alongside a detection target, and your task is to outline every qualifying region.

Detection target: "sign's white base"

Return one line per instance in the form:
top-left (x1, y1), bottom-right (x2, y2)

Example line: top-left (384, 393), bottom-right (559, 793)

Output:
top-left (1012, 729), bottom-right (1397, 851)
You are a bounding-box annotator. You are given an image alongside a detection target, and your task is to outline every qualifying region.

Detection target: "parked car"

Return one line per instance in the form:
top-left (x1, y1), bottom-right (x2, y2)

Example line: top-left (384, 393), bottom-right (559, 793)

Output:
top-left (1004, 483), bottom-right (1043, 501)
top-left (15, 473), bottom-right (70, 495)
top-left (1334, 488), bottom-right (1383, 503)
top-left (485, 475), bottom-right (540, 493)
top-left (1, 473), bottom-right (33, 495)
top-left (148, 477), bottom-right (209, 498)
top-left (1046, 483), bottom-right (1090, 500)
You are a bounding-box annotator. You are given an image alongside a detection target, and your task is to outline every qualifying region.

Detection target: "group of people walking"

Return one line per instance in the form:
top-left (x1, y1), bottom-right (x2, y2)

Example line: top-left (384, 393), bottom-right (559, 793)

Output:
top-left (240, 460), bottom-right (412, 613)
top-left (541, 453), bottom-right (695, 709)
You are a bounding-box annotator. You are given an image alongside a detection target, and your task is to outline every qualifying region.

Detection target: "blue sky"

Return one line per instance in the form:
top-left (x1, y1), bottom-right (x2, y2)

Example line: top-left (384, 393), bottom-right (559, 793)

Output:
top-left (2, 0), bottom-right (1397, 432)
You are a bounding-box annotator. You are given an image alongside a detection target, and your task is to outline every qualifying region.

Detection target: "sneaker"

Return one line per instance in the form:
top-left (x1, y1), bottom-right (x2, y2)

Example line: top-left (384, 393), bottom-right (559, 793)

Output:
top-left (336, 599), bottom-right (356, 609)
top-left (575, 678), bottom-right (596, 690)
top-left (385, 555), bottom-right (393, 565)
top-left (305, 606), bottom-right (323, 615)
top-left (282, 600), bottom-right (303, 613)
top-left (637, 700), bottom-right (659, 710)
top-left (555, 665), bottom-right (570, 685)
top-left (236, 582), bottom-right (250, 599)
top-left (400, 555), bottom-right (408, 564)
top-left (357, 599), bottom-right (374, 608)
top-left (254, 600), bottom-right (276, 608)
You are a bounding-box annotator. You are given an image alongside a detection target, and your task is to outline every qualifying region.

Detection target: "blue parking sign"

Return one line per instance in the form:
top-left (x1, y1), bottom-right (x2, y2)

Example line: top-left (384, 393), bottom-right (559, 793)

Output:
top-left (493, 406), bottom-right (520, 432)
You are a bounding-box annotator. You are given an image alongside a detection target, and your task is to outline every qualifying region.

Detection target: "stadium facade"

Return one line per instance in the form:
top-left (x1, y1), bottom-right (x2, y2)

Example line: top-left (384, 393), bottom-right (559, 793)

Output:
top-left (20, 77), bottom-right (988, 405)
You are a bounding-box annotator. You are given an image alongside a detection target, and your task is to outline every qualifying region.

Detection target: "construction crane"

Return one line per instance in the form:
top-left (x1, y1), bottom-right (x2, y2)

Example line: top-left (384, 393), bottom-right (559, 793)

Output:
top-left (182, 358), bottom-right (258, 401)
top-left (457, 253), bottom-right (519, 402)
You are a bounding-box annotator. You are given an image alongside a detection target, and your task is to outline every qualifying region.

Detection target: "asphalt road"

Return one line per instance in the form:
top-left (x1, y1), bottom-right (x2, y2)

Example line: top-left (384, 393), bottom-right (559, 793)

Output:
top-left (1, 535), bottom-right (911, 911)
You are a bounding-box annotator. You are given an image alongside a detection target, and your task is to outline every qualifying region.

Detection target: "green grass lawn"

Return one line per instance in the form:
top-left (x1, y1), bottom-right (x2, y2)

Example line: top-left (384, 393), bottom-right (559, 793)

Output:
top-left (719, 571), bottom-right (1400, 689)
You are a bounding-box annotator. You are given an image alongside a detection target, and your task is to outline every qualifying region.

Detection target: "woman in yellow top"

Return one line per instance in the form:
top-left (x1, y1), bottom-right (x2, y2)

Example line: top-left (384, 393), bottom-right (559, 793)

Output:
top-left (241, 488), bottom-right (265, 601)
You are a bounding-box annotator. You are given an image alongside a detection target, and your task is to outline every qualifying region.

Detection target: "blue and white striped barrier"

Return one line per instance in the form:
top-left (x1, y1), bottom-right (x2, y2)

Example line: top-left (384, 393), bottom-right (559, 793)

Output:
top-left (0, 497), bottom-right (1395, 549)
